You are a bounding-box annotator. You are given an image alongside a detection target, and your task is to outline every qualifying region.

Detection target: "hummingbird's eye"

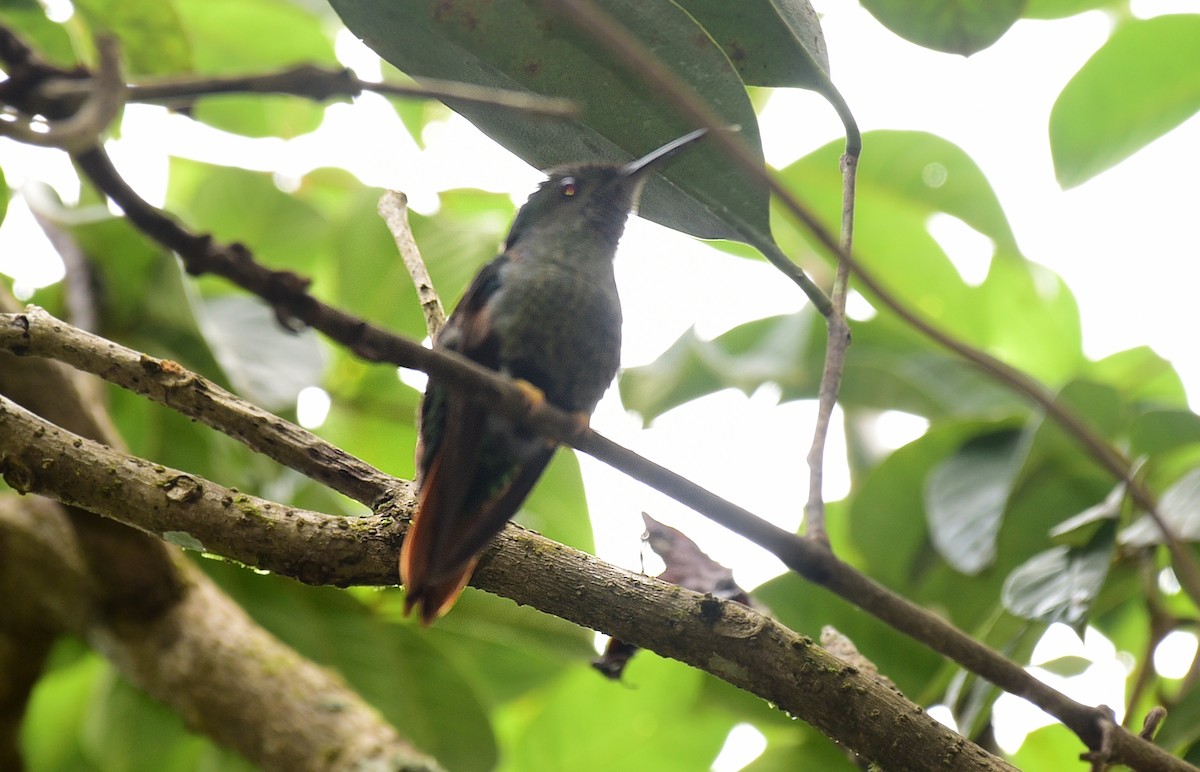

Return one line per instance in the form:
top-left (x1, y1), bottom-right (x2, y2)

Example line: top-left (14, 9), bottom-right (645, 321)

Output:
top-left (559, 177), bottom-right (578, 198)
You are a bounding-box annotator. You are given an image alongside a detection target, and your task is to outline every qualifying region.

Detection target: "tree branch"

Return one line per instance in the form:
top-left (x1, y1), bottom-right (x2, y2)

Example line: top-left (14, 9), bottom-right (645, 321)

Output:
top-left (0, 392), bottom-right (1015, 771)
top-left (378, 190), bottom-right (446, 338)
top-left (0, 495), bottom-right (440, 772)
top-left (0, 291), bottom-right (434, 771)
top-left (37, 62), bottom-right (578, 118)
top-left (0, 309), bottom-right (1189, 770)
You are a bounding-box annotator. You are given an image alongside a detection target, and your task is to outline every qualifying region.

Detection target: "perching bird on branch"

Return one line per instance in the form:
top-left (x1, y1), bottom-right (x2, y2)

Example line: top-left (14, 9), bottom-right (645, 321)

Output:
top-left (401, 128), bottom-right (710, 624)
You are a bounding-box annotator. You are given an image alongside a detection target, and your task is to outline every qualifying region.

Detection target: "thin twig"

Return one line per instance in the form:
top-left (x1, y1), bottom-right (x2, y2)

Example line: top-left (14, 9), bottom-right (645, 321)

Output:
top-left (804, 141), bottom-right (860, 544)
top-left (543, 0), bottom-right (1200, 614)
top-left (0, 35), bottom-right (123, 151)
top-left (37, 63), bottom-right (579, 117)
top-left (378, 191), bottom-right (445, 338)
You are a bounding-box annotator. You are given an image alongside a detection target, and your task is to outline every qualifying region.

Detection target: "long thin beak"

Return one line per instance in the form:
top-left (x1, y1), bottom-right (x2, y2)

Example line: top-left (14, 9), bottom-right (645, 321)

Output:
top-left (620, 127), bottom-right (711, 178)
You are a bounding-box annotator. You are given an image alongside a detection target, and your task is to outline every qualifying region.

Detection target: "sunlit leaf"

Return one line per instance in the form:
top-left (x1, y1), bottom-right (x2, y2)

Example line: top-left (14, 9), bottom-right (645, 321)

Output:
top-left (1011, 723), bottom-right (1088, 769)
top-left (741, 724), bottom-right (854, 770)
top-left (1036, 654), bottom-right (1092, 677)
top-left (0, 0), bottom-right (77, 66)
top-left (73, 0), bottom-right (192, 75)
top-left (167, 159), bottom-right (332, 276)
top-left (174, 0), bottom-right (339, 137)
top-left (498, 654), bottom-right (734, 772)
top-left (20, 642), bottom-right (102, 772)
top-left (621, 308), bottom-right (1028, 424)
top-left (1024, 0), bottom-right (1117, 19)
top-left (1050, 15), bottom-right (1200, 187)
top-left (1086, 346), bottom-right (1188, 408)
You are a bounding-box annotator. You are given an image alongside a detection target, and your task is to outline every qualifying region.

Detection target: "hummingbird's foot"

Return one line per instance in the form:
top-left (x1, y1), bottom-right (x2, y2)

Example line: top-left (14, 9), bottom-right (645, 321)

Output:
top-left (513, 378), bottom-right (547, 412)
top-left (567, 410), bottom-right (591, 438)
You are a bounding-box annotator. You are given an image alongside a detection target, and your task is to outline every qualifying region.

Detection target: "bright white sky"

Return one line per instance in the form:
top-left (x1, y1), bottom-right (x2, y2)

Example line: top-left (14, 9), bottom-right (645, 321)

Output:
top-left (2, 0), bottom-right (1200, 763)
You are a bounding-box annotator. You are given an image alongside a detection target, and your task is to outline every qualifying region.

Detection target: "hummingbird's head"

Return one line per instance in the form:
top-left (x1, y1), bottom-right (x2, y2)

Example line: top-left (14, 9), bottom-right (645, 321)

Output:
top-left (504, 128), bottom-right (710, 255)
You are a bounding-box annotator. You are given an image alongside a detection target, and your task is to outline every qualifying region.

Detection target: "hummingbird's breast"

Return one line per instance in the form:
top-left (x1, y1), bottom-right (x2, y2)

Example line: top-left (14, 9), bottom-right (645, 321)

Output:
top-left (491, 258), bottom-right (622, 413)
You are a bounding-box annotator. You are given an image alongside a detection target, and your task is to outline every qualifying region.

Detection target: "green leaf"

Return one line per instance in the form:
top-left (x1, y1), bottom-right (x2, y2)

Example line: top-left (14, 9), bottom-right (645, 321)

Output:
top-left (1001, 524), bottom-right (1115, 629)
top-left (1036, 654), bottom-right (1093, 677)
top-left (173, 0), bottom-right (338, 137)
top-left (299, 175), bottom-right (514, 344)
top-left (414, 590), bottom-right (594, 706)
top-left (321, 359), bottom-right (422, 480)
top-left (0, 165), bottom-right (8, 230)
top-left (1011, 723), bottom-right (1088, 769)
top-left (619, 309), bottom-right (1028, 424)
top-left (167, 158), bottom-right (332, 277)
top-left (1121, 466), bottom-right (1200, 546)
top-left (83, 669), bottom-right (210, 772)
top-left (1015, 379), bottom-right (1126, 486)
top-left (974, 253), bottom-right (1084, 384)
top-left (0, 0), bottom-right (77, 67)
top-left (618, 310), bottom-right (823, 422)
top-left (1024, 0), bottom-right (1118, 18)
top-left (69, 215), bottom-right (228, 380)
top-left (742, 724), bottom-right (855, 771)
top-left (328, 0), bottom-right (769, 246)
top-left (1085, 346), bottom-right (1188, 408)
top-left (1155, 670), bottom-right (1200, 751)
top-left (1048, 480), bottom-right (1125, 547)
top-left (20, 642), bottom-right (103, 772)
top-left (1131, 409), bottom-right (1200, 458)
top-left (674, 0), bottom-right (831, 89)
top-left (498, 654), bottom-right (734, 772)
top-left (859, 0), bottom-right (1022, 55)
top-left (72, 0), bottom-right (192, 75)
top-left (519, 448), bottom-right (595, 553)
top-left (925, 430), bottom-right (1025, 575)
top-left (1050, 15), bottom-right (1200, 187)
top-left (196, 294), bottom-right (325, 411)
top-left (773, 131), bottom-right (1083, 368)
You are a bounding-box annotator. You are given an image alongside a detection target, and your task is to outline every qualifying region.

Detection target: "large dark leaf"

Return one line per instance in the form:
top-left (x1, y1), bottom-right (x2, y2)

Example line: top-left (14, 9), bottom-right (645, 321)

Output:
top-left (328, 0), bottom-right (770, 246)
top-left (860, 0), bottom-right (1023, 55)
top-left (675, 0), bottom-right (830, 90)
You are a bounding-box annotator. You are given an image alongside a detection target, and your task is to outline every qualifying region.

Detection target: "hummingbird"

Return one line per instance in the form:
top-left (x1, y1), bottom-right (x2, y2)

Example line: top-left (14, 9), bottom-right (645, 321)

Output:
top-left (401, 128), bottom-right (711, 624)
